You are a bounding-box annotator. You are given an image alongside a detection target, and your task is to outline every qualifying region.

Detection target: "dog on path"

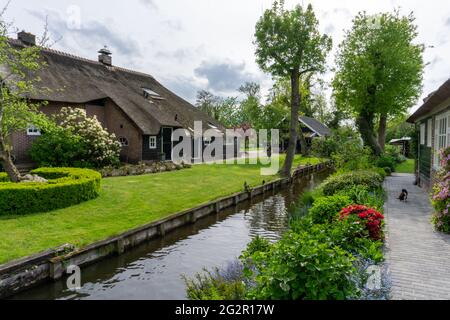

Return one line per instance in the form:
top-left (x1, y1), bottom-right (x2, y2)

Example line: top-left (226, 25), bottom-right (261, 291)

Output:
top-left (398, 189), bottom-right (408, 202)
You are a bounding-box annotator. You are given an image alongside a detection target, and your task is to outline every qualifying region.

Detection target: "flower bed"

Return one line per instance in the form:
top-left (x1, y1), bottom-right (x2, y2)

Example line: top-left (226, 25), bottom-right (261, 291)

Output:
top-left (339, 205), bottom-right (384, 240)
top-left (0, 168), bottom-right (101, 216)
top-left (98, 161), bottom-right (191, 178)
top-left (431, 147), bottom-right (450, 233)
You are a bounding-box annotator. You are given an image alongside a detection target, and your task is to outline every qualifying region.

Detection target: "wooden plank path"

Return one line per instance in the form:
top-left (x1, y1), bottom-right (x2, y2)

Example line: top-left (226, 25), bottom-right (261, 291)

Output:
top-left (385, 173), bottom-right (450, 300)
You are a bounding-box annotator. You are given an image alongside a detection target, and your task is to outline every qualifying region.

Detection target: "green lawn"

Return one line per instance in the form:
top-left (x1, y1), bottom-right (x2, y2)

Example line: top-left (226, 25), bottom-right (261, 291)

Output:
top-left (395, 159), bottom-right (415, 174)
top-left (0, 155), bottom-right (324, 264)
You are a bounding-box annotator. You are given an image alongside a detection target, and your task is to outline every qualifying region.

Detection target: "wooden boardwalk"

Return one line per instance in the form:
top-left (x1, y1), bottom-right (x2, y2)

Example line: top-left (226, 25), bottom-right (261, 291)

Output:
top-left (385, 173), bottom-right (450, 300)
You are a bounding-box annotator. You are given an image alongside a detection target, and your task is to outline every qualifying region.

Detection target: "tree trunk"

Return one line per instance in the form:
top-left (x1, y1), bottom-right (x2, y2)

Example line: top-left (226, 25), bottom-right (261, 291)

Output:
top-left (281, 69), bottom-right (300, 177)
top-left (0, 137), bottom-right (21, 183)
top-left (356, 110), bottom-right (382, 156)
top-left (378, 114), bottom-right (387, 152)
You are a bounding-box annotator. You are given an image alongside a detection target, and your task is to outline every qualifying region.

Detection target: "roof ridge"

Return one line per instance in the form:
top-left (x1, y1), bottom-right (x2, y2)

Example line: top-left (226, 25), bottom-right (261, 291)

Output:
top-left (9, 38), bottom-right (155, 79)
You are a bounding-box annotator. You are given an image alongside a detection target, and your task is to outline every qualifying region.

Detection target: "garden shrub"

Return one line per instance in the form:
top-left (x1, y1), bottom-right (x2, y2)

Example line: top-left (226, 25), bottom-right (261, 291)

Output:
top-left (376, 155), bottom-right (396, 172)
top-left (244, 229), bottom-right (358, 300)
top-left (321, 170), bottom-right (384, 196)
top-left (0, 172), bottom-right (8, 182)
top-left (431, 147), bottom-right (450, 233)
top-left (339, 205), bottom-right (384, 240)
top-left (336, 185), bottom-right (385, 211)
top-left (308, 195), bottom-right (353, 224)
top-left (0, 168), bottom-right (101, 215)
top-left (31, 108), bottom-right (121, 168)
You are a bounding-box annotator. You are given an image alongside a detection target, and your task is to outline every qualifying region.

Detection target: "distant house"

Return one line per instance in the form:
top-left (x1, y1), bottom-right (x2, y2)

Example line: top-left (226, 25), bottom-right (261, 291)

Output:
top-left (407, 78), bottom-right (450, 189)
top-left (389, 137), bottom-right (412, 157)
top-left (6, 31), bottom-right (234, 164)
top-left (299, 116), bottom-right (332, 138)
top-left (279, 116), bottom-right (331, 152)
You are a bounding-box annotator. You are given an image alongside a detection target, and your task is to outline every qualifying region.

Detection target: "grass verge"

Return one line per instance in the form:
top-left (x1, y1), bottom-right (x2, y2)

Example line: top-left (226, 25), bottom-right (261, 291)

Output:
top-left (0, 155), bottom-right (324, 264)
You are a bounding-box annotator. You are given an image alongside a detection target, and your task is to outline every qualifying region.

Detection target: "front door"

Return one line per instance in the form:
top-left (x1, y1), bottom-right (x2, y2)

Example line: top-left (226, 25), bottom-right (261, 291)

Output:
top-left (161, 127), bottom-right (173, 161)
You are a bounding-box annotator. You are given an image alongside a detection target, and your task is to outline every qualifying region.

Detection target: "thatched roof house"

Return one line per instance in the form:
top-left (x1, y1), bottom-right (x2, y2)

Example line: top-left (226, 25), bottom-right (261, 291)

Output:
top-left (7, 32), bottom-right (227, 164)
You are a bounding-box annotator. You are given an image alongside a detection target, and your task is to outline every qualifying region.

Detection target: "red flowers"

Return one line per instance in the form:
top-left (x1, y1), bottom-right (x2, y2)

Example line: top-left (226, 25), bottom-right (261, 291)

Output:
top-left (339, 205), bottom-right (384, 240)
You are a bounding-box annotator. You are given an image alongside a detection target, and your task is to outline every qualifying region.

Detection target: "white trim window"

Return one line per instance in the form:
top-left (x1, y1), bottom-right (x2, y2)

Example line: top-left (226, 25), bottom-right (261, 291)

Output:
top-left (27, 125), bottom-right (41, 136)
top-left (427, 119), bottom-right (433, 147)
top-left (434, 111), bottom-right (450, 168)
top-left (118, 137), bottom-right (129, 147)
top-left (420, 123), bottom-right (426, 145)
top-left (149, 136), bottom-right (157, 149)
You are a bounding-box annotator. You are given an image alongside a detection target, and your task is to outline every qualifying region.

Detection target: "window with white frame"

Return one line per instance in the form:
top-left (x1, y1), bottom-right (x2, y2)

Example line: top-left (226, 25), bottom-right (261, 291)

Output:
top-left (420, 123), bottom-right (426, 145)
top-left (434, 112), bottom-right (450, 168)
top-left (118, 137), bottom-right (129, 147)
top-left (427, 119), bottom-right (433, 147)
top-left (149, 136), bottom-right (157, 149)
top-left (27, 125), bottom-right (41, 136)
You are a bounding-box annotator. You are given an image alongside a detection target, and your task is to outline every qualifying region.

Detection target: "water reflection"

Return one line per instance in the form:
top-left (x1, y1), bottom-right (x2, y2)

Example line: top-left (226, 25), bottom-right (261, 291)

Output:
top-left (11, 171), bottom-right (330, 300)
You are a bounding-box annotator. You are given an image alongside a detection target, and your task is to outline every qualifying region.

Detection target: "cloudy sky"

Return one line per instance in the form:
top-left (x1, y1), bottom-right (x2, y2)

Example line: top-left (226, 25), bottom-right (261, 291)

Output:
top-left (3, 0), bottom-right (450, 113)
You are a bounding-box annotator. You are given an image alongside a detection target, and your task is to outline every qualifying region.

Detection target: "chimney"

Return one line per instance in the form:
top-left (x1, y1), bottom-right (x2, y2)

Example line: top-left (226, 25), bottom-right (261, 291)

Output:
top-left (17, 31), bottom-right (36, 46)
top-left (98, 46), bottom-right (112, 66)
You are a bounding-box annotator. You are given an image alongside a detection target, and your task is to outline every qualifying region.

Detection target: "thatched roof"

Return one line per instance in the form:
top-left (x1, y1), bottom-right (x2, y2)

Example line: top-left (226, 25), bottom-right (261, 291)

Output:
top-left (5, 39), bottom-right (224, 135)
top-left (407, 78), bottom-right (450, 123)
top-left (299, 116), bottom-right (331, 137)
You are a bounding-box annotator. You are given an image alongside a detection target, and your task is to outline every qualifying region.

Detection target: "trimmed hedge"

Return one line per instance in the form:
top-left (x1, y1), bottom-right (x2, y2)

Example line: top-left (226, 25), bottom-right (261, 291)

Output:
top-left (321, 170), bottom-right (384, 196)
top-left (0, 168), bottom-right (101, 215)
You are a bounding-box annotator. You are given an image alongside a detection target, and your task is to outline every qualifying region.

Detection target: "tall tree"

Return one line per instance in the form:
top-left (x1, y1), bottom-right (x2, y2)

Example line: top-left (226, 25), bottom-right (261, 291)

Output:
top-left (238, 82), bottom-right (262, 128)
top-left (254, 1), bottom-right (332, 177)
top-left (0, 9), bottom-right (49, 182)
top-left (333, 11), bottom-right (424, 155)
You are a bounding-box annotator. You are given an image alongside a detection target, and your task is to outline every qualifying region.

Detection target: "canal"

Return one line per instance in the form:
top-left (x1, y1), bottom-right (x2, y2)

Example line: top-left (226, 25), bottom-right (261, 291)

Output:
top-left (12, 170), bottom-right (331, 300)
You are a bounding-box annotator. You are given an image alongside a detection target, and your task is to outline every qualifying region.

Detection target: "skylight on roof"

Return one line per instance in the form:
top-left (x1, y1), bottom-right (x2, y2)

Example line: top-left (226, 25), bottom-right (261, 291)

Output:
top-left (143, 88), bottom-right (160, 97)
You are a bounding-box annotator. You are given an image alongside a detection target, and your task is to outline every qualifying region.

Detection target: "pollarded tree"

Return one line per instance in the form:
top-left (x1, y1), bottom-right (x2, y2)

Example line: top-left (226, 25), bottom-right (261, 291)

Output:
top-left (254, 1), bottom-right (332, 177)
top-left (333, 11), bottom-right (424, 155)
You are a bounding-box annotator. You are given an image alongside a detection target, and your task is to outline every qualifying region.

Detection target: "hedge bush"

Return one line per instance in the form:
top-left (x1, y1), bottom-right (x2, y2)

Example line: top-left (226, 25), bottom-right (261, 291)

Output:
top-left (0, 172), bottom-right (8, 182)
top-left (245, 229), bottom-right (358, 300)
top-left (309, 195), bottom-right (353, 224)
top-left (321, 170), bottom-right (384, 196)
top-left (0, 168), bottom-right (101, 215)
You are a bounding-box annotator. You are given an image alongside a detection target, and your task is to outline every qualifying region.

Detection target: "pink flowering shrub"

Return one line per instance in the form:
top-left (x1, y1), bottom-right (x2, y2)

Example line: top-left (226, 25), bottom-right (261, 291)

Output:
top-left (431, 147), bottom-right (450, 233)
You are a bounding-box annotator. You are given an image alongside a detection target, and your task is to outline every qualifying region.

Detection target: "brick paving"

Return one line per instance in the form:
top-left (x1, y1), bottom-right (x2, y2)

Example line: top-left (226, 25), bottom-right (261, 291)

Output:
top-left (384, 173), bottom-right (450, 300)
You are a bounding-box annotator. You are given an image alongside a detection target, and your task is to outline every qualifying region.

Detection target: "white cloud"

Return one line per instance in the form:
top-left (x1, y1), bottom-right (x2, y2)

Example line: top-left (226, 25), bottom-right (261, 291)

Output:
top-left (2, 0), bottom-right (450, 110)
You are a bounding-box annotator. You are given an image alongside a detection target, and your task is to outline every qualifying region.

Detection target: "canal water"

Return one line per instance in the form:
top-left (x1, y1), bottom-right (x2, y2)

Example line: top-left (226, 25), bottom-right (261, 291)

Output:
top-left (12, 170), bottom-right (330, 300)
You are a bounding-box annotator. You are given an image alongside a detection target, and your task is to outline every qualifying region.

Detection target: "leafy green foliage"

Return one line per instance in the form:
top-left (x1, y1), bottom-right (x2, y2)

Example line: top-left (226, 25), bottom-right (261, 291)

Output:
top-left (0, 172), bottom-right (8, 182)
top-left (30, 123), bottom-right (85, 167)
top-left (184, 266), bottom-right (247, 300)
top-left (376, 155), bottom-right (396, 172)
top-left (333, 11), bottom-right (424, 154)
top-left (321, 170), bottom-right (384, 196)
top-left (336, 185), bottom-right (385, 211)
top-left (254, 1), bottom-right (332, 78)
top-left (308, 195), bottom-right (352, 224)
top-left (0, 167), bottom-right (101, 215)
top-left (311, 127), bottom-right (374, 171)
top-left (245, 229), bottom-right (358, 300)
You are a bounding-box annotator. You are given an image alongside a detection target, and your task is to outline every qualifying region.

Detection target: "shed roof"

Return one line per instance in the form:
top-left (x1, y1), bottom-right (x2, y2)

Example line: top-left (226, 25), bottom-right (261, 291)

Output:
top-left (299, 116), bottom-right (331, 137)
top-left (3, 39), bottom-right (224, 135)
top-left (407, 78), bottom-right (450, 123)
